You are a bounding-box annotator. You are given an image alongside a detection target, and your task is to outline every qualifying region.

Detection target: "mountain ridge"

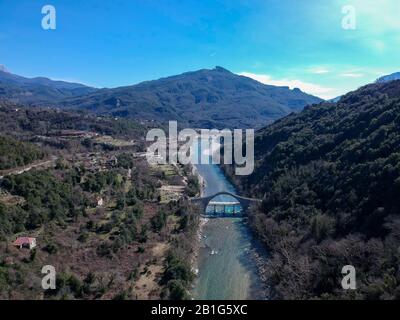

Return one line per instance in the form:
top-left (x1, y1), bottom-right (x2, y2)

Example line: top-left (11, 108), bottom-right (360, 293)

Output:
top-left (0, 66), bottom-right (323, 128)
top-left (0, 67), bottom-right (97, 105)
top-left (376, 71), bottom-right (400, 83)
top-left (57, 66), bottom-right (323, 129)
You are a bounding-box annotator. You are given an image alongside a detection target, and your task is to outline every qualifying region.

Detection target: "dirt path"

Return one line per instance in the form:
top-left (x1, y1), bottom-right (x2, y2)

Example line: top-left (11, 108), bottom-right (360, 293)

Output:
top-left (0, 155), bottom-right (58, 180)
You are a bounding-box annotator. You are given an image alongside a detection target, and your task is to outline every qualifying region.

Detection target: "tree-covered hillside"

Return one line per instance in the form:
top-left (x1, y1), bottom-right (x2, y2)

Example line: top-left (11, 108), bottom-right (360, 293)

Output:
top-left (226, 80), bottom-right (400, 299)
top-left (56, 67), bottom-right (322, 129)
top-left (0, 136), bottom-right (45, 170)
top-left (0, 69), bottom-right (96, 105)
top-left (0, 67), bottom-right (322, 129)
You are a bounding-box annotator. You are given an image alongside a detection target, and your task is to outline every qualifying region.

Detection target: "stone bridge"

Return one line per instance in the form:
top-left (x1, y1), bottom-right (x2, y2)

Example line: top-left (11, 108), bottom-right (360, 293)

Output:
top-left (189, 191), bottom-right (261, 216)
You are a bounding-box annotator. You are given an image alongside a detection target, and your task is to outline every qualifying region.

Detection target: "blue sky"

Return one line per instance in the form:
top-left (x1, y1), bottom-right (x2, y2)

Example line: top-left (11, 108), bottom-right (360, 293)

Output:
top-left (0, 0), bottom-right (399, 99)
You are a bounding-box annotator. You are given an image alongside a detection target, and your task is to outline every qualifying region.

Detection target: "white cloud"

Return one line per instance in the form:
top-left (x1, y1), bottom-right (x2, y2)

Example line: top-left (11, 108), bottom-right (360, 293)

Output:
top-left (340, 73), bottom-right (364, 78)
top-left (309, 67), bottom-right (330, 74)
top-left (238, 72), bottom-right (336, 99)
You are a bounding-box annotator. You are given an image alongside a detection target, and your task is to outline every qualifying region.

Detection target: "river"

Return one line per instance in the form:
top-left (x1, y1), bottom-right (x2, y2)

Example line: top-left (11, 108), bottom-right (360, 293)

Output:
top-left (191, 138), bottom-right (267, 300)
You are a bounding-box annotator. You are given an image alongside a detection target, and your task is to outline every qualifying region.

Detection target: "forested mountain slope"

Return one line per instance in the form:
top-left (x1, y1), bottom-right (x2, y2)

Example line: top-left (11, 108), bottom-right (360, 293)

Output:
top-left (226, 80), bottom-right (400, 299)
top-left (0, 69), bottom-right (96, 104)
top-left (57, 67), bottom-right (322, 129)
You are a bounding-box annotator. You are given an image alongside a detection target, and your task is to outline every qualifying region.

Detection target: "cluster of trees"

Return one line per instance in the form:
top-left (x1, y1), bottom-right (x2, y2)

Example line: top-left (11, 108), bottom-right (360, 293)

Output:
top-left (185, 174), bottom-right (200, 197)
top-left (151, 209), bottom-right (168, 232)
top-left (0, 135), bottom-right (45, 170)
top-left (125, 181), bottom-right (158, 203)
top-left (161, 238), bottom-right (196, 300)
top-left (0, 157), bottom-right (155, 240)
top-left (0, 171), bottom-right (86, 236)
top-left (127, 164), bottom-right (160, 201)
top-left (116, 153), bottom-right (134, 169)
top-left (83, 171), bottom-right (124, 193)
top-left (160, 200), bottom-right (199, 300)
top-left (44, 271), bottom-right (122, 300)
top-left (228, 80), bottom-right (400, 299)
top-left (94, 201), bottom-right (147, 257)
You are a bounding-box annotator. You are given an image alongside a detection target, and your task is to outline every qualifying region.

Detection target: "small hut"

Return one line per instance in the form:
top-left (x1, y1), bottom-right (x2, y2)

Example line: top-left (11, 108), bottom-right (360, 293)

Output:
top-left (13, 237), bottom-right (37, 250)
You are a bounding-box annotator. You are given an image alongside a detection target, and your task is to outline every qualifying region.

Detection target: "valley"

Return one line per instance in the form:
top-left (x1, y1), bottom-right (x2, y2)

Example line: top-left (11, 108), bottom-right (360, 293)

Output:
top-left (1, 68), bottom-right (400, 301)
top-left (191, 139), bottom-right (268, 299)
top-left (2, 0), bottom-right (400, 311)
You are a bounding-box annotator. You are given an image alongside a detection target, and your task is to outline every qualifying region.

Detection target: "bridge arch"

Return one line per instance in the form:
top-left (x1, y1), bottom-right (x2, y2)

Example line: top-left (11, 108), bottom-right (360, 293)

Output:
top-left (190, 191), bottom-right (261, 216)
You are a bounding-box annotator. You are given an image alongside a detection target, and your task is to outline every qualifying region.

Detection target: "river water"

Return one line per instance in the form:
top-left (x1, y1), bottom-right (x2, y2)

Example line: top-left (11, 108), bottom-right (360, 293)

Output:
top-left (191, 139), bottom-right (267, 300)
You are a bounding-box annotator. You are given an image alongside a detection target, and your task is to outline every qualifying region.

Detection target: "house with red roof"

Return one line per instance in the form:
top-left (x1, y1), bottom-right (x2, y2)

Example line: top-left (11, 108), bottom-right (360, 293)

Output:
top-left (13, 237), bottom-right (37, 250)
